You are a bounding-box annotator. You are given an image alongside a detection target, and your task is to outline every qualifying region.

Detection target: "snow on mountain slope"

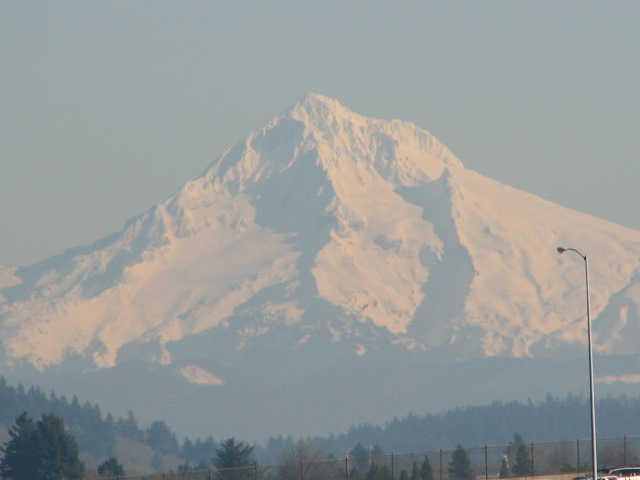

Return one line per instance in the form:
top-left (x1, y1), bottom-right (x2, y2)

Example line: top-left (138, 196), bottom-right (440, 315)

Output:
top-left (1, 93), bottom-right (640, 375)
top-left (449, 167), bottom-right (640, 357)
top-left (1, 188), bottom-right (299, 369)
top-left (0, 266), bottom-right (20, 289)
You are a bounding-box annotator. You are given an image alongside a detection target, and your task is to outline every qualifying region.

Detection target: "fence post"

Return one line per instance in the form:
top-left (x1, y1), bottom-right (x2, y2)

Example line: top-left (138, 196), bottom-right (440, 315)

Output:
top-left (577, 438), bottom-right (580, 473)
top-left (255, 463), bottom-right (258, 480)
top-left (345, 456), bottom-right (349, 480)
top-left (209, 468), bottom-right (212, 480)
top-left (439, 449), bottom-right (443, 480)
top-left (391, 453), bottom-right (395, 480)
top-left (624, 436), bottom-right (628, 465)
top-left (531, 442), bottom-right (534, 476)
top-left (484, 445), bottom-right (488, 480)
top-left (301, 461), bottom-right (305, 480)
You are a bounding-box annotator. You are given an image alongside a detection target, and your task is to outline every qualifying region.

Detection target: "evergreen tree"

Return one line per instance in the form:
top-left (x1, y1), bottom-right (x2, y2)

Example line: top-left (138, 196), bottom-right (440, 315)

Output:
top-left (116, 410), bottom-right (144, 442)
top-left (0, 413), bottom-right (34, 479)
top-left (506, 434), bottom-right (522, 465)
top-left (447, 444), bottom-right (475, 480)
top-left (180, 435), bottom-right (219, 466)
top-left (147, 420), bottom-right (179, 454)
top-left (509, 434), bottom-right (532, 477)
top-left (420, 455), bottom-right (434, 480)
top-left (97, 457), bottom-right (125, 477)
top-left (364, 463), bottom-right (391, 480)
top-left (183, 437), bottom-right (195, 457)
top-left (0, 412), bottom-right (84, 480)
top-left (72, 401), bottom-right (116, 458)
top-left (350, 443), bottom-right (370, 473)
top-left (213, 438), bottom-right (256, 480)
top-left (512, 443), bottom-right (532, 476)
top-left (410, 462), bottom-right (421, 480)
top-left (399, 469), bottom-right (410, 480)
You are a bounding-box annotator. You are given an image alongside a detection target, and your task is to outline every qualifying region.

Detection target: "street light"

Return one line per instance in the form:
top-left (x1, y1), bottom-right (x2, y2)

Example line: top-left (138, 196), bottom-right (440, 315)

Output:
top-left (557, 247), bottom-right (597, 480)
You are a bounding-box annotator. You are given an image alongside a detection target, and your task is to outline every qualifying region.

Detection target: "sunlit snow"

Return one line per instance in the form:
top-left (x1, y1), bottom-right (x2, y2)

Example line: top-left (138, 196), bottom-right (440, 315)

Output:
top-left (179, 364), bottom-right (224, 386)
top-left (1, 93), bottom-right (640, 372)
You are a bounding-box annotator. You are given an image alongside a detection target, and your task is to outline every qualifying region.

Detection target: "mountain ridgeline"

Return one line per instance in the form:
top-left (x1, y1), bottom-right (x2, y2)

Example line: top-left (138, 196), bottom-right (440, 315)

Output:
top-left (1, 93), bottom-right (640, 440)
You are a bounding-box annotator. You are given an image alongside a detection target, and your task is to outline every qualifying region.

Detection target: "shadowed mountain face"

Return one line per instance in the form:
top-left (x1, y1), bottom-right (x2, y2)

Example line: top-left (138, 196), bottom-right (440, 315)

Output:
top-left (2, 93), bottom-right (640, 440)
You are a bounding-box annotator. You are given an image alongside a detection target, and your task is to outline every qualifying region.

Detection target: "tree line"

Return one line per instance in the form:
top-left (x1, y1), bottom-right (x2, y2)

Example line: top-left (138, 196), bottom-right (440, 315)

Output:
top-left (313, 393), bottom-right (640, 457)
top-left (1, 411), bottom-right (639, 480)
top-left (0, 377), bottom-right (215, 465)
top-left (0, 412), bottom-right (256, 480)
top-left (2, 376), bottom-right (640, 474)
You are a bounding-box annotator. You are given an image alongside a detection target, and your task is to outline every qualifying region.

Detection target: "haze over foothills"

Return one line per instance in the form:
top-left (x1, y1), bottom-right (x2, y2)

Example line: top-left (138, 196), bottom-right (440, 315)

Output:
top-left (2, 1), bottom-right (640, 268)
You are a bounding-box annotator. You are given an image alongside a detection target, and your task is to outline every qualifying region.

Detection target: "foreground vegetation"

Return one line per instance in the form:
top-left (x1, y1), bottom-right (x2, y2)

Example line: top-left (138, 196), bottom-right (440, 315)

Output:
top-left (2, 414), bottom-right (639, 480)
top-left (2, 377), bottom-right (640, 476)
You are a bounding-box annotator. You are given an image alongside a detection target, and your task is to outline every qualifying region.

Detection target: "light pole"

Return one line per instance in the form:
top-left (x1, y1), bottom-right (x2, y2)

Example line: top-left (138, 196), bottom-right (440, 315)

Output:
top-left (557, 247), bottom-right (597, 480)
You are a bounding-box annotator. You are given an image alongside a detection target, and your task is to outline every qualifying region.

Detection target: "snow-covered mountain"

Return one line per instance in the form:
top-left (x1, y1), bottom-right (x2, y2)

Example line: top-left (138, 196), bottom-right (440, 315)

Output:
top-left (2, 93), bottom-right (640, 440)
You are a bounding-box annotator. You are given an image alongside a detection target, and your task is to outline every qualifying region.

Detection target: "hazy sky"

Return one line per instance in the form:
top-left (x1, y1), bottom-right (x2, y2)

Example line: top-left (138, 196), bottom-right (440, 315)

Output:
top-left (2, 1), bottom-right (639, 266)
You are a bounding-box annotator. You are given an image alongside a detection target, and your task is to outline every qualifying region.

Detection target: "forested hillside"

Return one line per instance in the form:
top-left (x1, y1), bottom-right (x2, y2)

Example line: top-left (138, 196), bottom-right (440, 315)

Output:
top-left (310, 394), bottom-right (640, 457)
top-left (0, 377), bottom-right (217, 472)
top-left (2, 377), bottom-right (640, 471)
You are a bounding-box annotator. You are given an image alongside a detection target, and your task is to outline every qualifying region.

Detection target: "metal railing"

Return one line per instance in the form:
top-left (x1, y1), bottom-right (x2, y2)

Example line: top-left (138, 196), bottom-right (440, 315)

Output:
top-left (86, 435), bottom-right (640, 480)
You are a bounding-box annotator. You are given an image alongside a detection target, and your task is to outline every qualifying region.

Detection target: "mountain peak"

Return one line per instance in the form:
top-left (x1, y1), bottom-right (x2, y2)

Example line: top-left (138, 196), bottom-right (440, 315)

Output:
top-left (2, 94), bottom-right (640, 373)
top-left (202, 93), bottom-right (462, 197)
top-left (296, 92), bottom-right (340, 109)
top-left (285, 92), bottom-right (363, 128)
top-left (291, 93), bottom-right (462, 168)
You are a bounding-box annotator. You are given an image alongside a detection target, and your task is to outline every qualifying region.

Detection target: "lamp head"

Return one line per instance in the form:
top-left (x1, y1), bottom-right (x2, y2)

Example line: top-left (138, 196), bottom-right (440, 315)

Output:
top-left (557, 247), bottom-right (567, 254)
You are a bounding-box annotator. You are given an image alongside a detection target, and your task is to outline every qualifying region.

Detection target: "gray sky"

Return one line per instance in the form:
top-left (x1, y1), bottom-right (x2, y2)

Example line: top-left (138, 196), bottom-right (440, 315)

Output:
top-left (2, 1), bottom-right (639, 266)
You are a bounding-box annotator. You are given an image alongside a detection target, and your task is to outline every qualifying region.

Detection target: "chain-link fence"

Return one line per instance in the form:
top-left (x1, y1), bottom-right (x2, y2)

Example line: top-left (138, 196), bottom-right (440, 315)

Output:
top-left (87, 435), bottom-right (640, 480)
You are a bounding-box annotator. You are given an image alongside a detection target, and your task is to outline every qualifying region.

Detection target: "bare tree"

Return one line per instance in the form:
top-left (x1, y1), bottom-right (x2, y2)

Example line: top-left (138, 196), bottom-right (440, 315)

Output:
top-left (277, 439), bottom-right (326, 480)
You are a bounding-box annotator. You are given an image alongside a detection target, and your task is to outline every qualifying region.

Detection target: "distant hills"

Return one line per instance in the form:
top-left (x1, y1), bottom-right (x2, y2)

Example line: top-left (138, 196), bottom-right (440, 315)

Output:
top-left (2, 376), bottom-right (640, 475)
